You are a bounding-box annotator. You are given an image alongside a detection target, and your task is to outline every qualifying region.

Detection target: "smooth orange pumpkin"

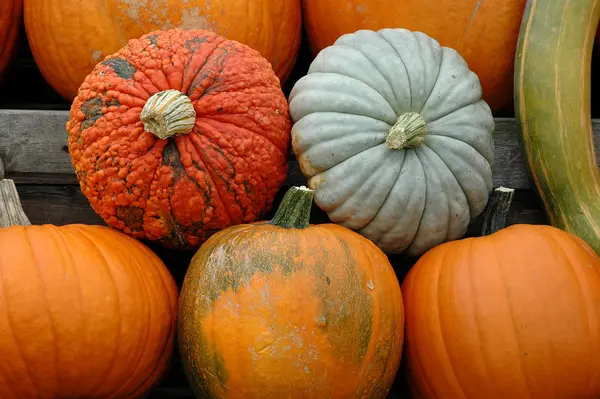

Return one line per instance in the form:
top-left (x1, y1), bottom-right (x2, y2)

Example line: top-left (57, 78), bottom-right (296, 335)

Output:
top-left (0, 177), bottom-right (179, 399)
top-left (24, 0), bottom-right (301, 100)
top-left (403, 188), bottom-right (600, 398)
top-left (178, 186), bottom-right (404, 398)
top-left (0, 0), bottom-right (22, 78)
top-left (302, 0), bottom-right (527, 112)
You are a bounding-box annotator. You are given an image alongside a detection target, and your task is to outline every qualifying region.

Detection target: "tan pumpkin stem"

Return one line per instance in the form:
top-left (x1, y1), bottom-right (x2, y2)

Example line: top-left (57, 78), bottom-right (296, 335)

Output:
top-left (480, 187), bottom-right (514, 236)
top-left (140, 89), bottom-right (196, 140)
top-left (386, 112), bottom-right (427, 150)
top-left (0, 159), bottom-right (31, 228)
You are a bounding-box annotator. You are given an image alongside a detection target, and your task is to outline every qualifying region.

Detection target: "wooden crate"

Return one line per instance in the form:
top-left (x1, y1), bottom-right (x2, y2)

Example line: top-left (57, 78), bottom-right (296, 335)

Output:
top-left (2, 26), bottom-right (600, 398)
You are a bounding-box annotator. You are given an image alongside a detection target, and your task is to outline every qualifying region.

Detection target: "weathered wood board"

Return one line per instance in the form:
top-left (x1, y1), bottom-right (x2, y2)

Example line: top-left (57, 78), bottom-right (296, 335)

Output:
top-left (0, 109), bottom-right (562, 228)
top-left (5, 110), bottom-right (597, 189)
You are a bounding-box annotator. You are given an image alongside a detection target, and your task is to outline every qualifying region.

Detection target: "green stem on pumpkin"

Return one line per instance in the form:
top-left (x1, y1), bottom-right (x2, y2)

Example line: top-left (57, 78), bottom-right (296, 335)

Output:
top-left (480, 187), bottom-right (515, 236)
top-left (386, 112), bottom-right (428, 150)
top-left (0, 159), bottom-right (32, 228)
top-left (140, 89), bottom-right (197, 140)
top-left (270, 186), bottom-right (314, 229)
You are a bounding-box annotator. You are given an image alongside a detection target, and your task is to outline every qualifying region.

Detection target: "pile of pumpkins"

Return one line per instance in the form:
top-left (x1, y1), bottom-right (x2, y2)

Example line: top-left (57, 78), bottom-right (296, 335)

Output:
top-left (2, 0), bottom-right (600, 398)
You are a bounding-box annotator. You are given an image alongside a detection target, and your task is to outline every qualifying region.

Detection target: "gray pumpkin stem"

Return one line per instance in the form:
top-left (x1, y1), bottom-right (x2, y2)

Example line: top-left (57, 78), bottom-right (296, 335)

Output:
top-left (481, 187), bottom-right (515, 236)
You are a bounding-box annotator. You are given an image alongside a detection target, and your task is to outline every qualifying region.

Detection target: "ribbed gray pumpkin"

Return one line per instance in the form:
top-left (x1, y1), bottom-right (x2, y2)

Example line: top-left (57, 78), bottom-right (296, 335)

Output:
top-left (289, 28), bottom-right (495, 256)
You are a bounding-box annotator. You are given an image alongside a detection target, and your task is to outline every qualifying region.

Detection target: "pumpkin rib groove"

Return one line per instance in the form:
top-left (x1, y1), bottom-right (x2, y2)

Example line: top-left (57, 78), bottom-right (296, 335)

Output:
top-left (410, 150), bottom-right (430, 247)
top-left (404, 255), bottom-right (433, 398)
top-left (490, 236), bottom-right (534, 397)
top-left (0, 229), bottom-right (40, 398)
top-left (102, 225), bottom-right (178, 398)
top-left (144, 141), bottom-right (168, 210)
top-left (309, 142), bottom-right (390, 179)
top-left (192, 142), bottom-right (254, 221)
top-left (160, 140), bottom-right (224, 244)
top-left (299, 133), bottom-right (388, 166)
top-left (107, 238), bottom-right (174, 399)
top-left (296, 109), bottom-right (391, 127)
top-left (414, 148), bottom-right (451, 243)
top-left (419, 45), bottom-right (444, 116)
top-left (181, 36), bottom-right (228, 95)
top-left (189, 140), bottom-right (238, 225)
top-left (309, 66), bottom-right (398, 112)
top-left (425, 144), bottom-right (471, 239)
top-left (377, 33), bottom-right (414, 110)
top-left (30, 228), bottom-right (65, 395)
top-left (358, 151), bottom-right (424, 248)
top-left (199, 109), bottom-right (289, 155)
top-left (544, 231), bottom-right (595, 392)
top-left (197, 80), bottom-right (282, 104)
top-left (25, 227), bottom-right (63, 396)
top-left (185, 130), bottom-right (246, 201)
top-left (421, 143), bottom-right (466, 223)
top-left (356, 151), bottom-right (412, 240)
top-left (425, 136), bottom-right (487, 216)
top-left (74, 228), bottom-right (126, 398)
top-left (467, 239), bottom-right (492, 394)
top-left (197, 117), bottom-right (285, 159)
top-left (427, 131), bottom-right (483, 158)
top-left (325, 151), bottom-right (397, 217)
top-left (98, 227), bottom-right (173, 399)
top-left (425, 95), bottom-right (486, 127)
top-left (435, 243), bottom-right (468, 398)
top-left (342, 151), bottom-right (406, 228)
top-left (332, 43), bottom-right (401, 109)
top-left (184, 39), bottom-right (228, 99)
top-left (49, 226), bottom-right (86, 394)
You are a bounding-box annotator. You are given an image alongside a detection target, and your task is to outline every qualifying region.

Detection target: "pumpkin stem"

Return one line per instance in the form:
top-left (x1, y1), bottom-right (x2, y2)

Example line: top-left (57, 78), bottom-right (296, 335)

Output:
top-left (481, 187), bottom-right (515, 236)
top-left (140, 89), bottom-right (196, 140)
top-left (0, 159), bottom-right (32, 228)
top-left (270, 186), bottom-right (314, 229)
top-left (386, 112), bottom-right (428, 150)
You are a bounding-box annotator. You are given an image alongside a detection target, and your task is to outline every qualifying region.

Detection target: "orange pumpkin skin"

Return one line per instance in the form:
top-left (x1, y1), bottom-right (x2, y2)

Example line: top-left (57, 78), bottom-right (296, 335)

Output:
top-left (403, 224), bottom-right (600, 398)
top-left (0, 224), bottom-right (178, 399)
top-left (0, 0), bottom-right (22, 78)
top-left (24, 0), bottom-right (301, 100)
top-left (302, 0), bottom-right (526, 112)
top-left (178, 211), bottom-right (404, 397)
top-left (66, 29), bottom-right (290, 249)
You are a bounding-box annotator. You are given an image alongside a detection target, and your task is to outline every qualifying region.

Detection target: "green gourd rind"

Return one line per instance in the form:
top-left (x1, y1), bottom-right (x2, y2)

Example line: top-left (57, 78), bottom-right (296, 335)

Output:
top-left (515, 0), bottom-right (600, 254)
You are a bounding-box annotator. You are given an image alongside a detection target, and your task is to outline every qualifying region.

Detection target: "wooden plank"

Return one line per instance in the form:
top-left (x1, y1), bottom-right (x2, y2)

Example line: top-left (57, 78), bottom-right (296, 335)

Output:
top-left (16, 184), bottom-right (547, 229)
top-left (2, 109), bottom-right (599, 188)
top-left (0, 110), bottom-right (73, 176)
top-left (17, 184), bottom-right (104, 226)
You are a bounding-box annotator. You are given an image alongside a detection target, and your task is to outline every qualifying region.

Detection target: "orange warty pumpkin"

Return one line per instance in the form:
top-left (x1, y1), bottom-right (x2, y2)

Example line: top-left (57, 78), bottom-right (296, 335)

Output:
top-left (302, 0), bottom-right (527, 112)
top-left (0, 0), bottom-right (22, 78)
top-left (24, 0), bottom-right (301, 100)
top-left (66, 29), bottom-right (291, 249)
top-left (403, 188), bottom-right (600, 398)
top-left (0, 178), bottom-right (178, 399)
top-left (178, 186), bottom-right (405, 398)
